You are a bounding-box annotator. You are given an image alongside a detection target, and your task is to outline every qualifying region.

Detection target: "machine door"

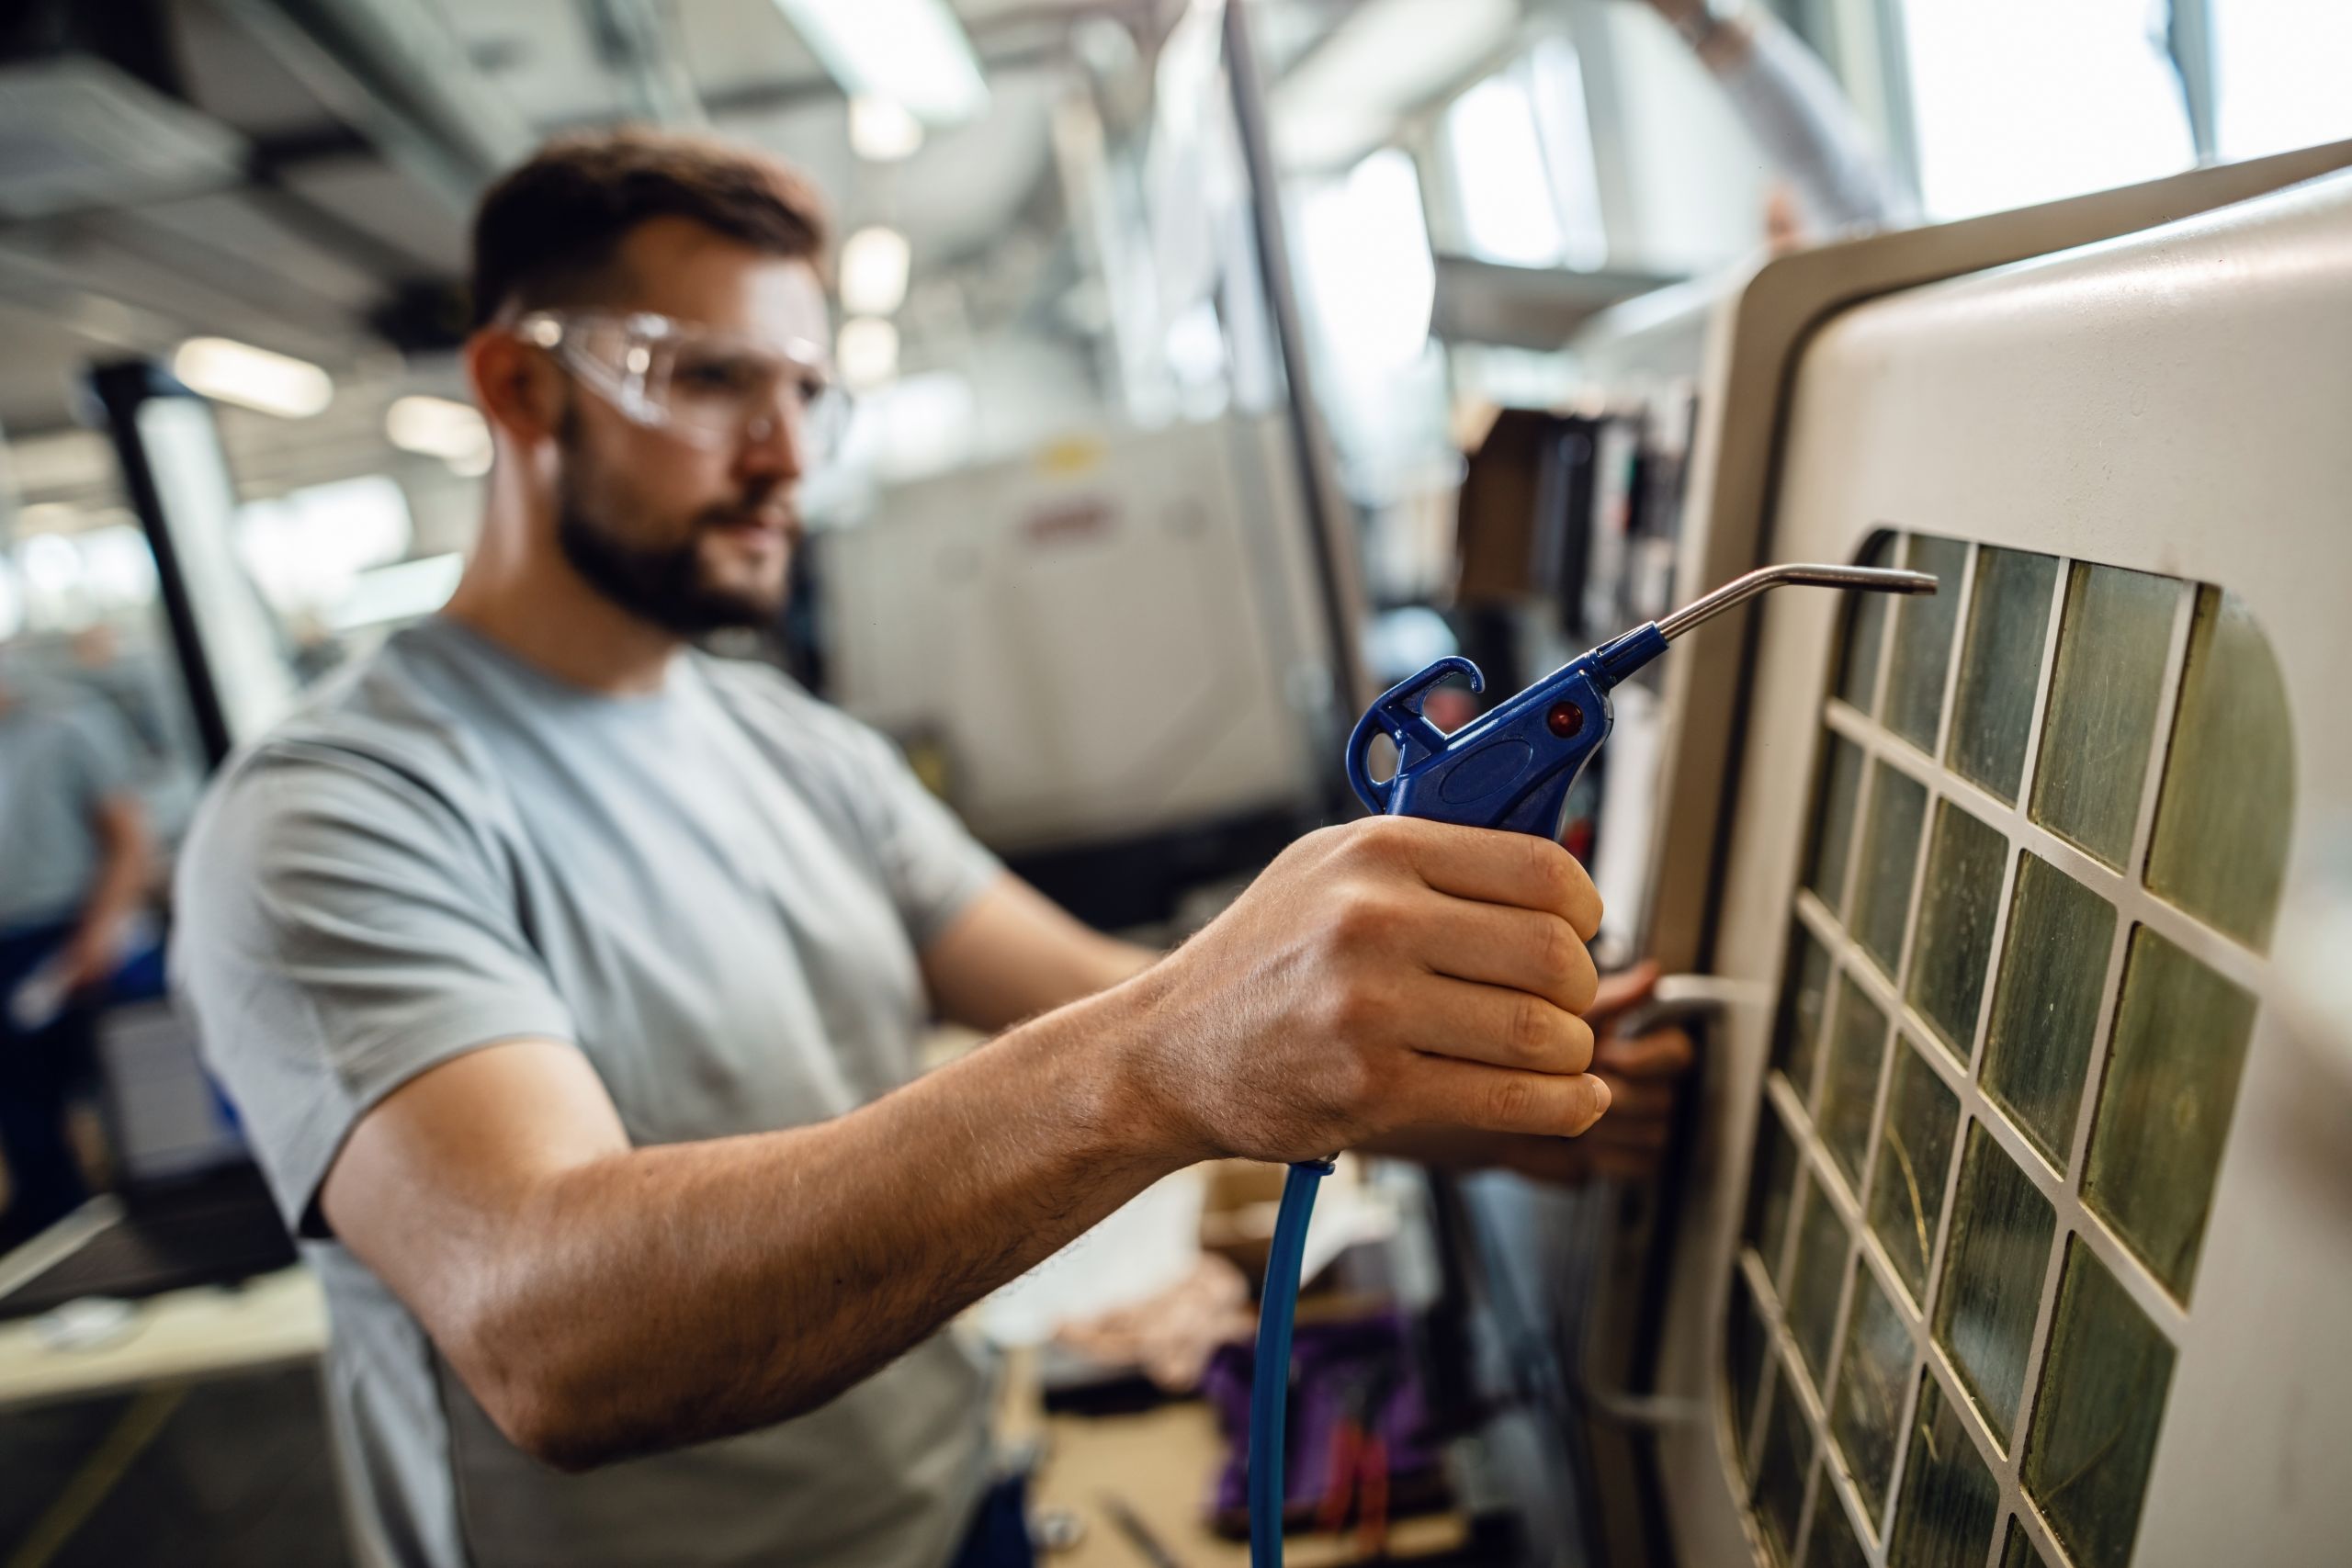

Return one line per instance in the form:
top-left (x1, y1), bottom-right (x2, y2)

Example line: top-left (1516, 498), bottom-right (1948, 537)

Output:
top-left (1649, 170), bottom-right (2352, 1568)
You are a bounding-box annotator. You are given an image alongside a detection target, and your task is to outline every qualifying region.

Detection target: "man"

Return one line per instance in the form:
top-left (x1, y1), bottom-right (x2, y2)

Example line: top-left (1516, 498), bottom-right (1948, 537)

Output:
top-left (0, 642), bottom-right (151, 1247)
top-left (172, 130), bottom-right (1686, 1568)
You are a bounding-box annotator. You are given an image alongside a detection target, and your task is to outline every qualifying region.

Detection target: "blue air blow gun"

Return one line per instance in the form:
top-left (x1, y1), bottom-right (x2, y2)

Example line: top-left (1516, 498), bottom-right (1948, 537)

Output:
top-left (1247, 562), bottom-right (1936, 1567)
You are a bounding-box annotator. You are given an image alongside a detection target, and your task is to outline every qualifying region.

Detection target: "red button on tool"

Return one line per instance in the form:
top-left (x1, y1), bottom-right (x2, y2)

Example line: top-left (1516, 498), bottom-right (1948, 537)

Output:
top-left (1546, 701), bottom-right (1583, 739)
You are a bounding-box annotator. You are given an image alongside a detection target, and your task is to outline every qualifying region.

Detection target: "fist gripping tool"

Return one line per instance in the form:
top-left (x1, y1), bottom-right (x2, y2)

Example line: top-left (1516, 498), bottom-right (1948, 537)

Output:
top-left (1249, 562), bottom-right (1936, 1567)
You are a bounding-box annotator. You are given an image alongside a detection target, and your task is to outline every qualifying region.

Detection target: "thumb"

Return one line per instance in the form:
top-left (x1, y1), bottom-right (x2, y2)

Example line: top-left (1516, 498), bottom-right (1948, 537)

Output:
top-left (1586, 959), bottom-right (1659, 1023)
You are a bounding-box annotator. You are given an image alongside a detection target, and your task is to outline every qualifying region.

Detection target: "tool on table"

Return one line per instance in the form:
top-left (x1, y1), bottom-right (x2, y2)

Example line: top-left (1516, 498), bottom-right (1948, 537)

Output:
top-left (1248, 562), bottom-right (1937, 1568)
top-left (1099, 1491), bottom-right (1185, 1568)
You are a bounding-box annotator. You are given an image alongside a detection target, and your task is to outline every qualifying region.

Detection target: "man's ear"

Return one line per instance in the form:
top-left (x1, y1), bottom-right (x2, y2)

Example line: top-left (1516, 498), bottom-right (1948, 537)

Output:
top-left (467, 327), bottom-right (565, 448)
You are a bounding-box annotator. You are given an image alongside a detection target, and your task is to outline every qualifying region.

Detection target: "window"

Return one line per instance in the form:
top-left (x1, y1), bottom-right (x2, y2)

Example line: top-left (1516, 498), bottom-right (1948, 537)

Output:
top-left (2211, 0), bottom-right (2352, 161)
top-left (1725, 531), bottom-right (2291, 1566)
top-left (1895, 0), bottom-right (2195, 220)
top-left (1443, 72), bottom-right (1571, 266)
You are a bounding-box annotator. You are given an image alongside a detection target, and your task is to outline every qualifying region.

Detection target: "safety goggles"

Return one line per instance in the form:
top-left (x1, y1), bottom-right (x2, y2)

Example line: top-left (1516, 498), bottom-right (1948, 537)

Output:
top-left (516, 310), bottom-right (853, 459)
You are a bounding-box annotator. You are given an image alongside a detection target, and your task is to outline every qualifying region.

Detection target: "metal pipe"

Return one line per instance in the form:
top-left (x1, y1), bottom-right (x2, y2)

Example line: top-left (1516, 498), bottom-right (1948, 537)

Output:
top-left (1655, 562), bottom-right (1937, 642)
top-left (1223, 0), bottom-right (1372, 747)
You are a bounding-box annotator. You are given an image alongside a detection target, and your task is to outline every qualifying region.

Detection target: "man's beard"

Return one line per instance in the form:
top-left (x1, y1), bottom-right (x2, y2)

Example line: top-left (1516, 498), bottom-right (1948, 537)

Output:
top-left (553, 418), bottom-right (790, 637)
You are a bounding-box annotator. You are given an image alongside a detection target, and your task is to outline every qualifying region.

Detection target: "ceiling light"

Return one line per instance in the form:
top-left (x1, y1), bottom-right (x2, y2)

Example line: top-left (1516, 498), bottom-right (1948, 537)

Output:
top-left (840, 226), bottom-right (912, 317)
top-left (837, 317), bottom-right (900, 391)
top-left (850, 96), bottom-right (924, 162)
top-left (773, 0), bottom-right (988, 127)
top-left (386, 395), bottom-right (492, 468)
top-left (173, 337), bottom-right (334, 419)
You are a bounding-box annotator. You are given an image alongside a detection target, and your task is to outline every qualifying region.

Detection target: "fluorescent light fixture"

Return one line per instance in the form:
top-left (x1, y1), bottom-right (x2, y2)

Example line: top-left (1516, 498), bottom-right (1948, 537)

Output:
top-left (1272, 0), bottom-right (1518, 170)
top-left (773, 0), bottom-right (988, 127)
top-left (386, 394), bottom-right (492, 468)
top-left (173, 336), bottom-right (334, 419)
top-left (837, 316), bottom-right (900, 391)
top-left (840, 226), bottom-right (912, 317)
top-left (850, 95), bottom-right (924, 161)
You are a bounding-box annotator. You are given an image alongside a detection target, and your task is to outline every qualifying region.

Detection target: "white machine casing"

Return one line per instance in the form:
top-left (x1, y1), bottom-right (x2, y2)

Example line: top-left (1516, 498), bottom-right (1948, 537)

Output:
top-left (820, 415), bottom-right (1327, 854)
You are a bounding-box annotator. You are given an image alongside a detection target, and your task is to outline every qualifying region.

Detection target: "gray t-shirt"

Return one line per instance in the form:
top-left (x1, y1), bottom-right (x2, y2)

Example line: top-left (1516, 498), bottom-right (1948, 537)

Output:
top-left (0, 685), bottom-right (139, 931)
top-left (171, 617), bottom-right (1004, 1568)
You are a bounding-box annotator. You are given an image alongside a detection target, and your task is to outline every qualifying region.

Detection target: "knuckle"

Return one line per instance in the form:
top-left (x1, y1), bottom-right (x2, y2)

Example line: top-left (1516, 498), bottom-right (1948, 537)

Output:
top-left (1487, 1075), bottom-right (1539, 1128)
top-left (1329, 885), bottom-right (1401, 948)
top-left (1354, 814), bottom-right (1415, 862)
top-left (1539, 918), bottom-right (1583, 989)
top-left (1322, 974), bottom-right (1389, 1041)
top-left (1520, 834), bottom-right (1567, 897)
top-left (1322, 1045), bottom-right (1377, 1118)
top-left (1507, 993), bottom-right (1556, 1059)
top-left (1530, 840), bottom-right (1600, 928)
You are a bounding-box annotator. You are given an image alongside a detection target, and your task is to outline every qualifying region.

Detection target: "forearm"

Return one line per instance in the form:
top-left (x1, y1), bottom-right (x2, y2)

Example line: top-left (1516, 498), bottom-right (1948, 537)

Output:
top-left (453, 987), bottom-right (1178, 1467)
top-left (72, 802), bottom-right (150, 958)
top-left (1684, 7), bottom-right (1911, 228)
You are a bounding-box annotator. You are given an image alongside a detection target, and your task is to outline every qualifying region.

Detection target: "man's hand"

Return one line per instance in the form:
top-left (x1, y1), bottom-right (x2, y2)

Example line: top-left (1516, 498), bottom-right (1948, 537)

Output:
top-left (1114, 817), bottom-right (1612, 1168)
top-left (1362, 963), bottom-right (1697, 1184)
top-left (55, 931), bottom-right (116, 994)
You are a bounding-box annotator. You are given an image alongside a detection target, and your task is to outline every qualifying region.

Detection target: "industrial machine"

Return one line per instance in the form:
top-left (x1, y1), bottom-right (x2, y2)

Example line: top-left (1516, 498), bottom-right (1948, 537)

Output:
top-left (820, 414), bottom-right (1337, 922)
top-left (1424, 140), bottom-right (2352, 1568)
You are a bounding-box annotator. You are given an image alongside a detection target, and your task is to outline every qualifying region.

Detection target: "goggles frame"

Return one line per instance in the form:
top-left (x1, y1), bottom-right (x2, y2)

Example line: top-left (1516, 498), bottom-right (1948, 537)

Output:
top-left (516, 309), bottom-right (853, 458)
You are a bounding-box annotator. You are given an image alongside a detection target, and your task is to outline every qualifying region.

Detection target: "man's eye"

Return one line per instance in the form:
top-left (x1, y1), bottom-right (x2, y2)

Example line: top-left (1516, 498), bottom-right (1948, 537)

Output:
top-left (676, 358), bottom-right (758, 391)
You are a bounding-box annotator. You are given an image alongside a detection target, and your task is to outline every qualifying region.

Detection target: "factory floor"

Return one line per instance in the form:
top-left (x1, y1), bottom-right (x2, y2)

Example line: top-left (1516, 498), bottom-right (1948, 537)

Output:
top-left (0, 1363), bottom-right (349, 1566)
top-left (1032, 1397), bottom-right (1473, 1567)
top-left (0, 1273), bottom-right (1482, 1567)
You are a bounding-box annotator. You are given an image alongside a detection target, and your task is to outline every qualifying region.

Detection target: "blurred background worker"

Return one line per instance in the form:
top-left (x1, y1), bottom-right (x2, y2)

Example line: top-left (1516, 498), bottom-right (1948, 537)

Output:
top-left (0, 644), bottom-right (151, 1247)
top-left (1639, 0), bottom-right (1916, 240)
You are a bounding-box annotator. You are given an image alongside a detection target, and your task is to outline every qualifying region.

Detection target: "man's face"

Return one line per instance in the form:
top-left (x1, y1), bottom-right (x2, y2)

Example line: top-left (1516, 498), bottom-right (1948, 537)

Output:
top-left (548, 217), bottom-right (831, 636)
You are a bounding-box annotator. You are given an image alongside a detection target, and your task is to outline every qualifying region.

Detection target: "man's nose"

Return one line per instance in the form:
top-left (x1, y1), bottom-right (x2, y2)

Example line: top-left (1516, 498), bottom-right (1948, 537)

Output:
top-left (736, 402), bottom-right (805, 481)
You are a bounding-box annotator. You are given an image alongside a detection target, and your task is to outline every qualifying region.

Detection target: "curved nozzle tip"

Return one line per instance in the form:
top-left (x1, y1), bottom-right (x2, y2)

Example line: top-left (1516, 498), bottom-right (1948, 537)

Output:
top-left (1657, 562), bottom-right (1939, 642)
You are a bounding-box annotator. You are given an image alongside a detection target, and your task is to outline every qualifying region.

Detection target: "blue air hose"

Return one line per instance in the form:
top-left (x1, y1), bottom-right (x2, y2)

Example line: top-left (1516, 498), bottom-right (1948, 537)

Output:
top-left (1249, 1157), bottom-right (1332, 1568)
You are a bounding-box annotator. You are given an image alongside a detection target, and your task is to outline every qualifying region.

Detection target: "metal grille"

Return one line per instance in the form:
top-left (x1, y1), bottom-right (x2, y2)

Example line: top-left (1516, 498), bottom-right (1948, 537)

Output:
top-left (1722, 531), bottom-right (2290, 1568)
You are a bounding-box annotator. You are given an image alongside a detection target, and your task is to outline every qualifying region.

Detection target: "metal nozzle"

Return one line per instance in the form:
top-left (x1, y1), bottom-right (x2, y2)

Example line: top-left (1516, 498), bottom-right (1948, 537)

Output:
top-left (1655, 563), bottom-right (1938, 642)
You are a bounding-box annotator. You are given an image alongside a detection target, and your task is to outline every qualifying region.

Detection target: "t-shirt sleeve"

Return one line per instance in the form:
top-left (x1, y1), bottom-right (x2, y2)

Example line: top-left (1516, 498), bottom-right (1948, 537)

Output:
top-left (832, 720), bottom-right (1005, 950)
top-left (62, 696), bottom-right (139, 807)
top-left (171, 749), bottom-right (576, 1236)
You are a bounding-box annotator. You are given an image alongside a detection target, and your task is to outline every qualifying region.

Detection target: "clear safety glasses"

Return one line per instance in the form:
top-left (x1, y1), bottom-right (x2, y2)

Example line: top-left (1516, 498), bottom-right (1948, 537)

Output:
top-left (516, 310), bottom-right (853, 459)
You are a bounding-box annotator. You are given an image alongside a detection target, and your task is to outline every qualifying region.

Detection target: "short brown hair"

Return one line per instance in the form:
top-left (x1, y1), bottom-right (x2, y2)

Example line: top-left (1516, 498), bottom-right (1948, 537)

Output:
top-left (469, 127), bottom-right (831, 327)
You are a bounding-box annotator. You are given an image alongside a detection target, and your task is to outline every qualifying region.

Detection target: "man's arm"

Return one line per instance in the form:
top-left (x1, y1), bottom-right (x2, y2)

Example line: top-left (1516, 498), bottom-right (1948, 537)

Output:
top-left (320, 818), bottom-right (1614, 1470)
top-left (60, 793), bottom-right (149, 991)
top-left (920, 874), bottom-right (1156, 1032)
top-left (1639, 0), bottom-right (1915, 231)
